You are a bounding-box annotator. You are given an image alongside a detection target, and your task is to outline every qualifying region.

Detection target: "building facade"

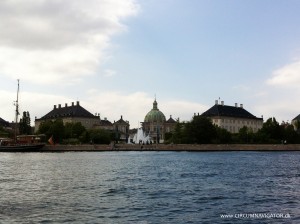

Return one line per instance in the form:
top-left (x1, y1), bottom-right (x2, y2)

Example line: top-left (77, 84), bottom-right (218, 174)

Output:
top-left (202, 100), bottom-right (263, 133)
top-left (141, 99), bottom-right (177, 143)
top-left (113, 115), bottom-right (130, 142)
top-left (35, 101), bottom-right (100, 132)
top-left (94, 117), bottom-right (113, 130)
top-left (292, 114), bottom-right (300, 131)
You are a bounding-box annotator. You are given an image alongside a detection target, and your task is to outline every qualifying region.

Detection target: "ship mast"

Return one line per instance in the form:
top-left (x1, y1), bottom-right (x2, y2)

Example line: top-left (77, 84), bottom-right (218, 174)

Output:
top-left (14, 79), bottom-right (20, 141)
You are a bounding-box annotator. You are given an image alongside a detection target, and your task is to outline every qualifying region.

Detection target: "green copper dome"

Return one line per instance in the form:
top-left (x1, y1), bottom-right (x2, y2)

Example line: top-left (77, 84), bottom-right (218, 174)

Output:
top-left (144, 100), bottom-right (166, 122)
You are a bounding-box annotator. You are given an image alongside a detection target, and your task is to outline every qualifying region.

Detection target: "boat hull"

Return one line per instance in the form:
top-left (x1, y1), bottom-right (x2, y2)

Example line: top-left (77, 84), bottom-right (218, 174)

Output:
top-left (0, 144), bottom-right (45, 152)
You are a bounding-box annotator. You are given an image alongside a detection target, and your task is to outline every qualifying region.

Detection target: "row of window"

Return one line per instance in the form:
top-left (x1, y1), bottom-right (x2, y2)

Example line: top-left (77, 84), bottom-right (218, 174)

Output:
top-left (215, 119), bottom-right (261, 125)
top-left (221, 126), bottom-right (258, 133)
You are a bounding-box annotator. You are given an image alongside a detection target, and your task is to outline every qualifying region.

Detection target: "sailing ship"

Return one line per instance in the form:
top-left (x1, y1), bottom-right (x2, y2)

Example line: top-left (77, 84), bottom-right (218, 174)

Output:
top-left (0, 80), bottom-right (45, 152)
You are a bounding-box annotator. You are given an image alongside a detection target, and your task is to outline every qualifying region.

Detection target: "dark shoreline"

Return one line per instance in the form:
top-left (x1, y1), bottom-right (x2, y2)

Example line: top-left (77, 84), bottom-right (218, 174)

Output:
top-left (36, 144), bottom-right (300, 152)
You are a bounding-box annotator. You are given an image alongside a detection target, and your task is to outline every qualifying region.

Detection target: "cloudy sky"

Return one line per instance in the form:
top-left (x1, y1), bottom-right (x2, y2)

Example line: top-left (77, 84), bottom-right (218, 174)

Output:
top-left (1, 0), bottom-right (300, 127)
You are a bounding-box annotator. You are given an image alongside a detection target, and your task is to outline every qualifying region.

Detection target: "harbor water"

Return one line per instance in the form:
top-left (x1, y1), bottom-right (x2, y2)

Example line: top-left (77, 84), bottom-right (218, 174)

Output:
top-left (0, 151), bottom-right (299, 223)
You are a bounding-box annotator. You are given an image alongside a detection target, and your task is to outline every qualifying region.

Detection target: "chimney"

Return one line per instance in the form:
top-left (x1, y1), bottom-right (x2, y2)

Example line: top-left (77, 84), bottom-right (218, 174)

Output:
top-left (235, 103), bottom-right (238, 107)
top-left (240, 104), bottom-right (243, 108)
top-left (215, 100), bottom-right (218, 105)
top-left (221, 101), bottom-right (224, 106)
top-left (72, 102), bottom-right (74, 106)
top-left (54, 105), bottom-right (57, 109)
top-left (58, 104), bottom-right (61, 108)
top-left (76, 101), bottom-right (79, 106)
top-left (121, 115), bottom-right (123, 120)
top-left (65, 103), bottom-right (68, 107)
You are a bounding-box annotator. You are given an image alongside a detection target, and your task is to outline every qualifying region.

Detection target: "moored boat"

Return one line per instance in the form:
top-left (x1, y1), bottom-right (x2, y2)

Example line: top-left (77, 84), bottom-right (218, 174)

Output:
top-left (0, 80), bottom-right (45, 152)
top-left (0, 137), bottom-right (45, 152)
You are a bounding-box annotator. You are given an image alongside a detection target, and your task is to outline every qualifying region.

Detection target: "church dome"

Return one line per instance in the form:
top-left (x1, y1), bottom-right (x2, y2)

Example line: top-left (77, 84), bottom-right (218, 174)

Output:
top-left (144, 99), bottom-right (166, 123)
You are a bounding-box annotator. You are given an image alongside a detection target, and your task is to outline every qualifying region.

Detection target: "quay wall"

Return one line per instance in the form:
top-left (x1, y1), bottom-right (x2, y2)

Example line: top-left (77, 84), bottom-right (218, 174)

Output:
top-left (41, 144), bottom-right (300, 152)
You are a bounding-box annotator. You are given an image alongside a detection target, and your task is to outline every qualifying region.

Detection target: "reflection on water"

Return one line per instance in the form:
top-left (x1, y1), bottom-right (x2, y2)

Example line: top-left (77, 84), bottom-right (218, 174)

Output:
top-left (0, 151), bottom-right (299, 223)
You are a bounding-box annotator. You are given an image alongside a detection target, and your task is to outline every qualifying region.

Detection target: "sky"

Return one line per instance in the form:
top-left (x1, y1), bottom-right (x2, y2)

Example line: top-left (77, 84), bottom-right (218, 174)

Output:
top-left (1, 0), bottom-right (300, 128)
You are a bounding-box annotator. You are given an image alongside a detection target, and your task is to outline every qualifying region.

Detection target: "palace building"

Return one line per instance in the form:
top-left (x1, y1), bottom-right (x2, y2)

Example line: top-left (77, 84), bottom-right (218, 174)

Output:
top-left (34, 101), bottom-right (100, 132)
top-left (90, 115), bottom-right (130, 142)
top-left (141, 99), bottom-right (177, 143)
top-left (202, 100), bottom-right (263, 133)
top-left (291, 114), bottom-right (300, 131)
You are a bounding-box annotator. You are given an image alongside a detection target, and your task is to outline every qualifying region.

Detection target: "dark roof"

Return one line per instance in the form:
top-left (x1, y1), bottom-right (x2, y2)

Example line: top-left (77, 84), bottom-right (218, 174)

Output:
top-left (40, 102), bottom-right (96, 119)
top-left (0, 117), bottom-right (9, 127)
top-left (166, 116), bottom-right (177, 123)
top-left (100, 119), bottom-right (113, 126)
top-left (202, 104), bottom-right (262, 120)
top-left (114, 116), bottom-right (129, 125)
top-left (292, 114), bottom-right (300, 121)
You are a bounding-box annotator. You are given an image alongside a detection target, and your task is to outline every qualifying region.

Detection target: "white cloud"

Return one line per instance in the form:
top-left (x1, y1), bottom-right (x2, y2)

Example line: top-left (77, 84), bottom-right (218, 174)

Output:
top-left (0, 0), bottom-right (139, 84)
top-left (1, 89), bottom-right (204, 128)
top-left (0, 89), bottom-right (72, 123)
top-left (267, 60), bottom-right (300, 87)
top-left (161, 100), bottom-right (208, 122)
top-left (255, 98), bottom-right (300, 123)
top-left (84, 91), bottom-right (208, 127)
top-left (103, 69), bottom-right (117, 77)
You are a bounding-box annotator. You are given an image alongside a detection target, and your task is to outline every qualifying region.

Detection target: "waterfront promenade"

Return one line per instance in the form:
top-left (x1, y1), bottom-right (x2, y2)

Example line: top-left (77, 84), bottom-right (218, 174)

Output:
top-left (41, 144), bottom-right (300, 152)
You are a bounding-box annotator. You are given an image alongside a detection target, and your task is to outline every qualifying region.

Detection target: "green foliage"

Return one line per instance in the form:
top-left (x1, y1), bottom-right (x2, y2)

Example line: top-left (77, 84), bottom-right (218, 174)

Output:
top-left (51, 119), bottom-right (65, 144)
top-left (172, 122), bottom-right (184, 144)
top-left (0, 125), bottom-right (9, 138)
top-left (64, 122), bottom-right (86, 139)
top-left (182, 116), bottom-right (217, 144)
top-left (282, 124), bottom-right (300, 144)
top-left (37, 119), bottom-right (65, 144)
top-left (169, 116), bottom-right (300, 144)
top-left (36, 116), bottom-right (300, 145)
top-left (214, 126), bottom-right (232, 143)
top-left (37, 119), bottom-right (112, 144)
top-left (19, 111), bottom-right (31, 135)
top-left (37, 120), bottom-right (53, 138)
top-left (88, 129), bottom-right (111, 144)
top-left (164, 132), bottom-right (173, 144)
top-left (259, 117), bottom-right (282, 143)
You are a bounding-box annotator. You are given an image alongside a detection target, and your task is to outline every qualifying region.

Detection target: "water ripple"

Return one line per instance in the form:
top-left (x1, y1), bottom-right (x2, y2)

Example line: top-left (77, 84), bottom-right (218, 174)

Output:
top-left (0, 151), bottom-right (299, 223)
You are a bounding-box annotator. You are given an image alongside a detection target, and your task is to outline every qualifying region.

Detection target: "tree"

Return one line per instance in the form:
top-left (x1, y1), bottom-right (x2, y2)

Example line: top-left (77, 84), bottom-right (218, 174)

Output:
top-left (172, 120), bottom-right (184, 144)
top-left (215, 126), bottom-right (232, 143)
top-left (88, 129), bottom-right (111, 144)
top-left (51, 119), bottom-right (65, 143)
top-left (37, 119), bottom-right (65, 144)
top-left (37, 120), bottom-right (53, 138)
top-left (0, 125), bottom-right (9, 138)
top-left (258, 117), bottom-right (282, 143)
top-left (19, 111), bottom-right (31, 135)
top-left (282, 124), bottom-right (300, 144)
top-left (183, 116), bottom-right (217, 144)
top-left (64, 122), bottom-right (86, 139)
